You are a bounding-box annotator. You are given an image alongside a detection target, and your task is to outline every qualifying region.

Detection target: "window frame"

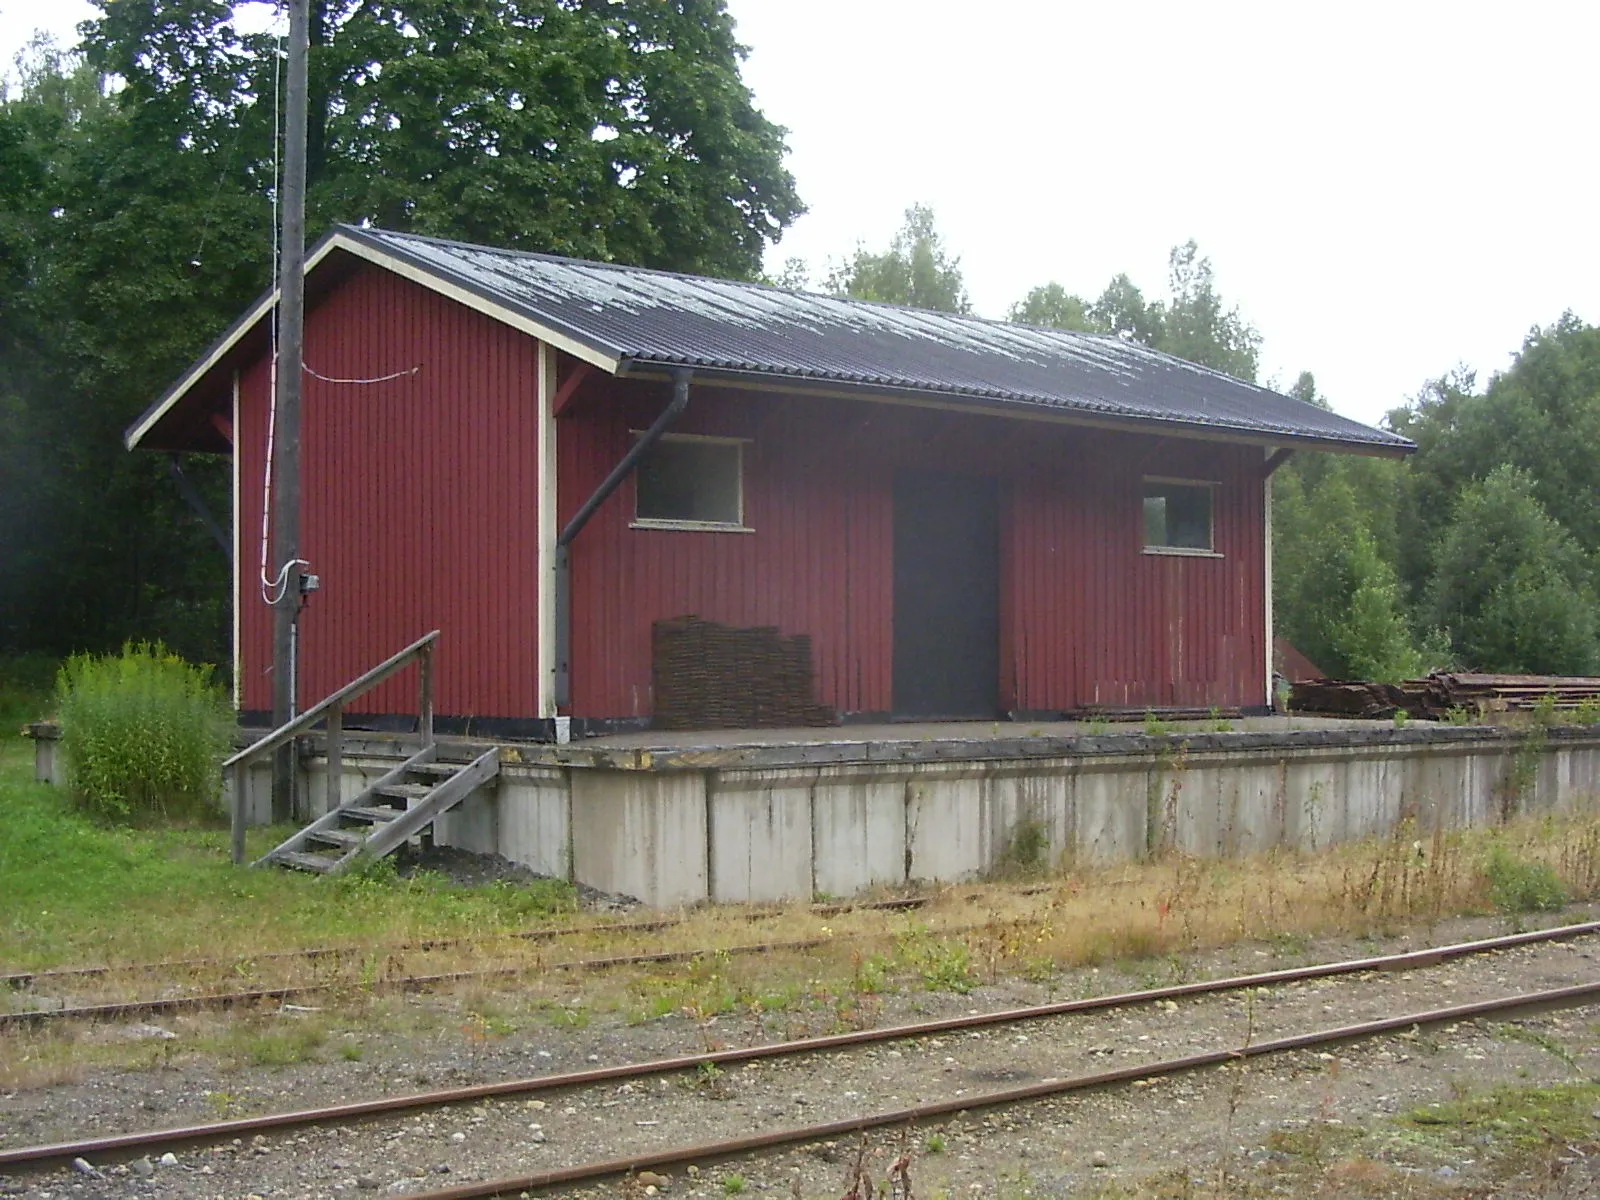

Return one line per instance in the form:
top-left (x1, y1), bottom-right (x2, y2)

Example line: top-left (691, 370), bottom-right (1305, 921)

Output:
top-left (629, 431), bottom-right (754, 533)
top-left (1140, 475), bottom-right (1222, 558)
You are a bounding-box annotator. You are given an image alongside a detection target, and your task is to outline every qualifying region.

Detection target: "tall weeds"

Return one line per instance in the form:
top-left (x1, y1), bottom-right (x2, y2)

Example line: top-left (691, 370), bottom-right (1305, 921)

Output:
top-left (55, 642), bottom-right (233, 822)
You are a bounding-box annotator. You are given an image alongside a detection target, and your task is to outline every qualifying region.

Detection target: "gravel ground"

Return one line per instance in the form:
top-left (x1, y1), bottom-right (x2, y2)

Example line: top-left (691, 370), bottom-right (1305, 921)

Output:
top-left (5, 909), bottom-right (1600, 1199)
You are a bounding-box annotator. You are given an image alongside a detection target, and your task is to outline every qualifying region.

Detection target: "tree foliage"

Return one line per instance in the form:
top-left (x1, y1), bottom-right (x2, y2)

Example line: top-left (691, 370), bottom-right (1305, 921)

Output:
top-left (0, 2), bottom-right (801, 664)
top-left (1425, 466), bottom-right (1597, 674)
top-left (1157, 241), bottom-right (1260, 381)
top-left (1391, 317), bottom-right (1600, 602)
top-left (81, 0), bottom-right (801, 277)
top-left (1273, 466), bottom-right (1422, 682)
top-left (826, 203), bottom-right (970, 313)
top-left (1010, 241), bottom-right (1261, 380)
top-left (1008, 281), bottom-right (1097, 331)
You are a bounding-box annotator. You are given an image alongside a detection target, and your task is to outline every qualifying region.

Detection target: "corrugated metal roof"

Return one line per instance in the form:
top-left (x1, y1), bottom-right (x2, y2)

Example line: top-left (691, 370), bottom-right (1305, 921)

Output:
top-left (347, 225), bottom-right (1412, 454)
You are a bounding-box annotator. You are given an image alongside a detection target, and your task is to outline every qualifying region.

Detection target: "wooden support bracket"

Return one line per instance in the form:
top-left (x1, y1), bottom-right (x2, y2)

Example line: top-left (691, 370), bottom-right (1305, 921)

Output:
top-left (1262, 447), bottom-right (1296, 478)
top-left (552, 361), bottom-right (597, 417)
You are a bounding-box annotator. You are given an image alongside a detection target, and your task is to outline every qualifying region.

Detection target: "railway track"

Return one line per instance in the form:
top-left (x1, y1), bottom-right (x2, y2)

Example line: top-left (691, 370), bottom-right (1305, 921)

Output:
top-left (0, 895), bottom-right (931, 991)
top-left (5, 918), bottom-right (1599, 1182)
top-left (407, 981), bottom-right (1600, 1200)
top-left (0, 897), bottom-right (937, 1027)
top-left (0, 934), bottom-right (848, 1027)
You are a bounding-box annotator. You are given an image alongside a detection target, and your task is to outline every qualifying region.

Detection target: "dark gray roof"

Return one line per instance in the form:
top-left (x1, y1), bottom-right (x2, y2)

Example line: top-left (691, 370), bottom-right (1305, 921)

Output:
top-left (128, 223), bottom-right (1414, 455)
top-left (348, 227), bottom-right (1408, 453)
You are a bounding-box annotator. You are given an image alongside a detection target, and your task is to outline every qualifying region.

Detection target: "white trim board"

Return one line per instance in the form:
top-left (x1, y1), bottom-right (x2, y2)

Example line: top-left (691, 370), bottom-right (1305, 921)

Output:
top-left (536, 342), bottom-right (558, 719)
top-left (231, 371), bottom-right (242, 711)
top-left (1264, 445), bottom-right (1276, 708)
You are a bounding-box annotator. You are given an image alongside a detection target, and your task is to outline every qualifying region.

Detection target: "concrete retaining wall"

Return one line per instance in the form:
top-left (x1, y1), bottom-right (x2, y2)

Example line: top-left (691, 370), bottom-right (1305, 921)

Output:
top-left (259, 725), bottom-right (1600, 906)
top-left (29, 720), bottom-right (1592, 902)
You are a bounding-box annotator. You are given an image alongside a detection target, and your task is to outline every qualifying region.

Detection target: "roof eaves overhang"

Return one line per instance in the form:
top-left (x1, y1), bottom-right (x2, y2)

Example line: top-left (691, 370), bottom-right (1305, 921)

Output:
top-left (124, 227), bottom-right (626, 452)
top-left (617, 361), bottom-right (1418, 459)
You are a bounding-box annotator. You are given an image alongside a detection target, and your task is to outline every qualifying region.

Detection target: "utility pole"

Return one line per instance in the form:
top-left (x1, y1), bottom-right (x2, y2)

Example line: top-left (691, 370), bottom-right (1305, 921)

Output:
top-left (271, 0), bottom-right (311, 823)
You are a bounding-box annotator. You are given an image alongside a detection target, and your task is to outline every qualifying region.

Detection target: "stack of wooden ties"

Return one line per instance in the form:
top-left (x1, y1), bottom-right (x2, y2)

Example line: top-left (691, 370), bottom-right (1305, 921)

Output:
top-left (651, 616), bottom-right (837, 731)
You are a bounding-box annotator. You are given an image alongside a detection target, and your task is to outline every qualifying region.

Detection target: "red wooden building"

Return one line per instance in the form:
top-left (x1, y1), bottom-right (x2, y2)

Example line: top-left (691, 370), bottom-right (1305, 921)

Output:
top-left (129, 227), bottom-right (1411, 738)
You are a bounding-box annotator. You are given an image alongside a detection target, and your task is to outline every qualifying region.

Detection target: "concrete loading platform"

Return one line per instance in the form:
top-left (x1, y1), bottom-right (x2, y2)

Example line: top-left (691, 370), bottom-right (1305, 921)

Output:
top-left (214, 716), bottom-right (1600, 907)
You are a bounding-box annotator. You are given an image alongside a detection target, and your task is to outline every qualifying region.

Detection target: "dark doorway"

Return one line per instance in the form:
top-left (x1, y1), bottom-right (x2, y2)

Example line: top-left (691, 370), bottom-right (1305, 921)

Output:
top-left (893, 470), bottom-right (1000, 719)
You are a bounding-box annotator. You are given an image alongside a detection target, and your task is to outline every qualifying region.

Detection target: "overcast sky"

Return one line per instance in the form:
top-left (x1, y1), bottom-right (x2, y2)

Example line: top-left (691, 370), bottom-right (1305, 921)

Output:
top-left (4, 1), bottom-right (1597, 426)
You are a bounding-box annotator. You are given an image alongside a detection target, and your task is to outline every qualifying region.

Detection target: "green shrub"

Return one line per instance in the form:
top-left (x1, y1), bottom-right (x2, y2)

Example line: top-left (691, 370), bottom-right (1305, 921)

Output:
top-left (896, 928), bottom-right (977, 993)
top-left (55, 643), bottom-right (233, 822)
top-left (993, 815), bottom-right (1049, 878)
top-left (1484, 844), bottom-right (1568, 914)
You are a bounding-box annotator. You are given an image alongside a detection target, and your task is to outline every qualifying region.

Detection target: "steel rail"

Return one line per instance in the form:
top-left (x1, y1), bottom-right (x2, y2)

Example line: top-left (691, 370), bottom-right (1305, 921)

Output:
top-left (0, 935), bottom-right (852, 1028)
top-left (5, 917), bottom-right (1598, 1172)
top-left (0, 897), bottom-right (928, 990)
top-left (411, 980), bottom-right (1600, 1200)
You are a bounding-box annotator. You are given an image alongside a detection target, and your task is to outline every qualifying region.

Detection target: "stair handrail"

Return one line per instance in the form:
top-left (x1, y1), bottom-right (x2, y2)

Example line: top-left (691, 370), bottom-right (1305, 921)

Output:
top-left (226, 629), bottom-right (440, 863)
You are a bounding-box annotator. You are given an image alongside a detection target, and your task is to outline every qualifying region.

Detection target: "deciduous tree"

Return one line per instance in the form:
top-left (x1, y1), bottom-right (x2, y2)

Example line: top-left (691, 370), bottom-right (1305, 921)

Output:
top-left (1010, 241), bottom-right (1260, 380)
top-left (1273, 468), bottom-right (1422, 682)
top-left (1425, 465), bottom-right (1597, 675)
top-left (1007, 281), bottom-right (1099, 331)
top-left (0, 1), bottom-right (802, 662)
top-left (826, 203), bottom-right (970, 313)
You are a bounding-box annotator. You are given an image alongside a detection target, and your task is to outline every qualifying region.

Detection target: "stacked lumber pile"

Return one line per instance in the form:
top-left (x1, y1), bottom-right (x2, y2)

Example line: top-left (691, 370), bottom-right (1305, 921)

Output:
top-left (1413, 673), bottom-right (1600, 716)
top-left (1291, 673), bottom-right (1600, 720)
top-left (652, 616), bottom-right (837, 731)
top-left (1288, 680), bottom-right (1409, 718)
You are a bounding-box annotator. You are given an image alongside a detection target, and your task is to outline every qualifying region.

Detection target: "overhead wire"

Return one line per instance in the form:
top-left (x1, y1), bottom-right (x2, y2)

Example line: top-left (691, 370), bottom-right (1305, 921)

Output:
top-left (303, 364), bottom-right (422, 385)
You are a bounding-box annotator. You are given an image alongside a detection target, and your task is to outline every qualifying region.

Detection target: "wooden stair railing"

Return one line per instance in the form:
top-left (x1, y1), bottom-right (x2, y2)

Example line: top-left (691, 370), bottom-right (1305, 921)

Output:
top-left (223, 630), bottom-right (439, 864)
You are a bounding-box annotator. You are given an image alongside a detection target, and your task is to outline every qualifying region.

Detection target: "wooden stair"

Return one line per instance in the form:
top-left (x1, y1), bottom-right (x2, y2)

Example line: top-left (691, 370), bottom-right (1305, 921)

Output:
top-left (254, 745), bottom-right (501, 875)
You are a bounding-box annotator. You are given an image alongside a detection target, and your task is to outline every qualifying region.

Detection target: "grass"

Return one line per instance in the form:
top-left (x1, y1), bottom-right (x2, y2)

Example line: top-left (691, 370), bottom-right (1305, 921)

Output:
top-left (12, 707), bottom-right (1600, 984)
top-left (0, 738), bottom-right (574, 970)
top-left (1257, 1081), bottom-right (1600, 1197)
top-left (11, 722), bottom-right (1600, 1092)
top-left (1067, 1080), bottom-right (1600, 1198)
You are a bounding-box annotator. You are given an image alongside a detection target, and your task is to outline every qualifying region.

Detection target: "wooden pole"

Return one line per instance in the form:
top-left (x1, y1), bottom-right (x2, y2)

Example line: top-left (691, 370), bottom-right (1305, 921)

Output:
top-left (270, 0), bottom-right (311, 823)
top-left (419, 645), bottom-right (435, 749)
top-left (231, 763), bottom-right (247, 865)
top-left (325, 702), bottom-right (343, 816)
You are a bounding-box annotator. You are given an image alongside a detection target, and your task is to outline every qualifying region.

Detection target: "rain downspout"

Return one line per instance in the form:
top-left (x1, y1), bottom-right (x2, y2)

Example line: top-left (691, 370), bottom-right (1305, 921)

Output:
top-left (553, 367), bottom-right (692, 716)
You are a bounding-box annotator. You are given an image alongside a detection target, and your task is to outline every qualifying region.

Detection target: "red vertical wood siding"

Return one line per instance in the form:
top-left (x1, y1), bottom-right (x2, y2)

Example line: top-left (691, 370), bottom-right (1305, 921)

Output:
top-left (236, 259), bottom-right (1264, 723)
top-left (560, 378), bottom-right (1267, 720)
top-left (237, 266), bottom-right (541, 718)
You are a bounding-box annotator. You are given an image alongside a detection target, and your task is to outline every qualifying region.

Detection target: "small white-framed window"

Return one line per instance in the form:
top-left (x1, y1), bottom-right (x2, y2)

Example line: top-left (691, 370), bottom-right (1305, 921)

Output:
top-left (631, 432), bottom-right (752, 532)
top-left (1142, 477), bottom-right (1219, 555)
